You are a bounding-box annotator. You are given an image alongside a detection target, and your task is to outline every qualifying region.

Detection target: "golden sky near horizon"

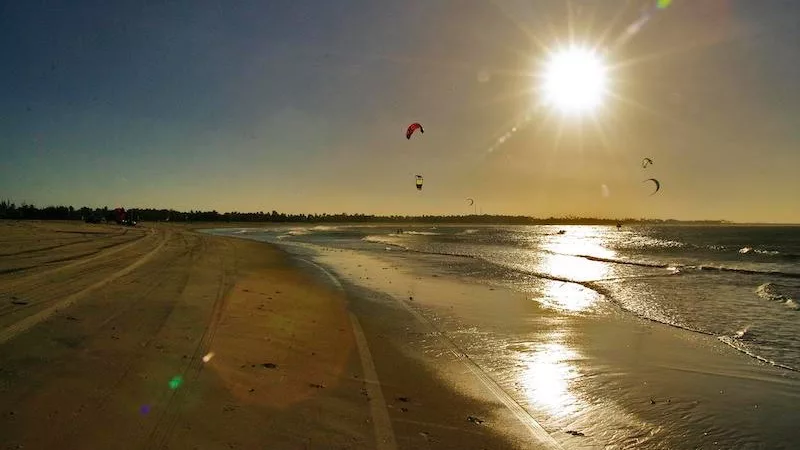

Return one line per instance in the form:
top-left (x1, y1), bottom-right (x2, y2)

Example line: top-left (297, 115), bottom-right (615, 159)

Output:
top-left (2, 1), bottom-right (799, 222)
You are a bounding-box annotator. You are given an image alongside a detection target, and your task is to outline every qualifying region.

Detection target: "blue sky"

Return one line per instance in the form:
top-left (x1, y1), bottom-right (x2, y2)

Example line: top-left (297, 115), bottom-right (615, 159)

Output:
top-left (1, 0), bottom-right (798, 222)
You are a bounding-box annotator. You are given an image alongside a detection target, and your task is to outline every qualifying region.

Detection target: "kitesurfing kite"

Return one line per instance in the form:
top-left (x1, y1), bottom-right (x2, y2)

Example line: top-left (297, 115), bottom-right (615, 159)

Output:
top-left (466, 198), bottom-right (474, 206)
top-left (642, 157), bottom-right (653, 168)
top-left (406, 122), bottom-right (424, 139)
top-left (643, 178), bottom-right (660, 195)
top-left (416, 175), bottom-right (424, 191)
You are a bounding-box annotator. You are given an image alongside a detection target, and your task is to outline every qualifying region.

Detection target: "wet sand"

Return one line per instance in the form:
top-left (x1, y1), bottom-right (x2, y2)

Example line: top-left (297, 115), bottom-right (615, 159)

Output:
top-left (0, 221), bottom-right (544, 449)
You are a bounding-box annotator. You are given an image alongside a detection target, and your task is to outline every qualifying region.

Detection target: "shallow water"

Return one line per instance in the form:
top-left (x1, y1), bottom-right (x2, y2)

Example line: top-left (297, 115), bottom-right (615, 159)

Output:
top-left (211, 224), bottom-right (800, 371)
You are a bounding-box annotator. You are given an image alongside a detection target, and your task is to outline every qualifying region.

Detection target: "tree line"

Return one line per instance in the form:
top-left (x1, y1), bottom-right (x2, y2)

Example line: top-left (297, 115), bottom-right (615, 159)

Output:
top-left (0, 200), bottom-right (728, 225)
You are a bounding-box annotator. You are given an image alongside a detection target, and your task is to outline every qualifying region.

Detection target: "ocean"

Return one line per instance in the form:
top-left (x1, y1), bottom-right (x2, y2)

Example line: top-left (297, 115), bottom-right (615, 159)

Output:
top-left (207, 224), bottom-right (800, 448)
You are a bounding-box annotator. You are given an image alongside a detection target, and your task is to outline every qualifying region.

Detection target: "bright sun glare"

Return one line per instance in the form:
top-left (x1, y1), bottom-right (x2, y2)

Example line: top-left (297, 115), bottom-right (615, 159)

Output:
top-left (541, 46), bottom-right (608, 114)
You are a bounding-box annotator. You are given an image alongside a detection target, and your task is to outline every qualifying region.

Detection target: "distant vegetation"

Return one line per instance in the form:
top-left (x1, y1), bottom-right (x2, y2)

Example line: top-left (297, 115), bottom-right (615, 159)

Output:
top-left (0, 200), bottom-right (729, 225)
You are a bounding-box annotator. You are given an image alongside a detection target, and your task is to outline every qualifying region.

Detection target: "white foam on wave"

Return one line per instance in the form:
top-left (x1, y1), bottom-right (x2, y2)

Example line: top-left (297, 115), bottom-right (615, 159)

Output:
top-left (619, 235), bottom-right (686, 250)
top-left (362, 235), bottom-right (409, 250)
top-left (311, 225), bottom-right (339, 231)
top-left (740, 246), bottom-right (780, 256)
top-left (754, 249), bottom-right (780, 255)
top-left (733, 326), bottom-right (752, 340)
top-left (718, 335), bottom-right (798, 371)
top-left (755, 282), bottom-right (798, 310)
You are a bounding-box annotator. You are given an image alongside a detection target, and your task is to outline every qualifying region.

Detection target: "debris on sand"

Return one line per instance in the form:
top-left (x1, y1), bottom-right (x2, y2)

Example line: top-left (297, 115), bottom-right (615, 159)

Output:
top-left (309, 383), bottom-right (325, 389)
top-left (566, 430), bottom-right (585, 437)
top-left (261, 363), bottom-right (278, 369)
top-left (397, 397), bottom-right (410, 403)
top-left (467, 415), bottom-right (484, 425)
top-left (10, 298), bottom-right (28, 305)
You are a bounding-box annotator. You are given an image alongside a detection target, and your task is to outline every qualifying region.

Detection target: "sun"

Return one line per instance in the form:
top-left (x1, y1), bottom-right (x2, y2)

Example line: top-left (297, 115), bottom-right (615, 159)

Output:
top-left (540, 46), bottom-right (608, 115)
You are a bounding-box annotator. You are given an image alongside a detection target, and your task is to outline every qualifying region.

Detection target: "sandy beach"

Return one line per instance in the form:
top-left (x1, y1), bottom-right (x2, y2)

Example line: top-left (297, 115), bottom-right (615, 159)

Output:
top-left (3, 220), bottom-right (799, 449)
top-left (0, 221), bottom-right (544, 449)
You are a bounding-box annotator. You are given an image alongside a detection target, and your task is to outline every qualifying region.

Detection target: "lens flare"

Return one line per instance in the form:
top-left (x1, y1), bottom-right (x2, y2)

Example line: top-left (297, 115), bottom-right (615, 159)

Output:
top-left (168, 375), bottom-right (183, 390)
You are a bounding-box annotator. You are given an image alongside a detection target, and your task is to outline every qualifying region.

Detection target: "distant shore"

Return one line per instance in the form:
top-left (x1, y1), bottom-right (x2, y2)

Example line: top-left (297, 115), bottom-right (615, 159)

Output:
top-left (0, 200), bottom-right (754, 225)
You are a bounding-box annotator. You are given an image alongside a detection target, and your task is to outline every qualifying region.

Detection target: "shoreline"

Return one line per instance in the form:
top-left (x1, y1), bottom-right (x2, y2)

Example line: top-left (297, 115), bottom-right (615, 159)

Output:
top-left (264, 233), bottom-right (800, 449)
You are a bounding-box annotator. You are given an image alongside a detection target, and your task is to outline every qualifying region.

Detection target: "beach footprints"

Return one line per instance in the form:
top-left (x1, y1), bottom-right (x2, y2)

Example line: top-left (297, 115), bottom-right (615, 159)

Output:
top-left (467, 415), bottom-right (485, 425)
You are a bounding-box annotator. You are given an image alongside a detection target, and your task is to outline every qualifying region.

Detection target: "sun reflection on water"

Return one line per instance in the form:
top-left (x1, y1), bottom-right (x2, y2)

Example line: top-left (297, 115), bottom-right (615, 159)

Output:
top-left (520, 337), bottom-right (582, 418)
top-left (540, 280), bottom-right (603, 312)
top-left (534, 227), bottom-right (617, 311)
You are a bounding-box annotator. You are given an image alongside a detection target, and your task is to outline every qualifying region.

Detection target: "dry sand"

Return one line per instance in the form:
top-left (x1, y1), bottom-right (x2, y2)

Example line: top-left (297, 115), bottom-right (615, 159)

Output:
top-left (0, 221), bottom-right (543, 449)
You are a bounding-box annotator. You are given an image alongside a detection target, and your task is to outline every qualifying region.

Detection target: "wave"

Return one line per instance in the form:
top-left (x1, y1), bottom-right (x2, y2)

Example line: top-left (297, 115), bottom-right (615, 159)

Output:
top-left (548, 251), bottom-right (800, 279)
top-left (717, 336), bottom-right (798, 371)
top-left (740, 246), bottom-right (780, 256)
top-left (362, 235), bottom-right (412, 251)
top-left (620, 235), bottom-right (687, 249)
top-left (755, 282), bottom-right (799, 310)
top-left (737, 247), bottom-right (800, 261)
top-left (572, 253), bottom-right (669, 269)
top-left (311, 225), bottom-right (340, 231)
top-left (689, 265), bottom-right (800, 279)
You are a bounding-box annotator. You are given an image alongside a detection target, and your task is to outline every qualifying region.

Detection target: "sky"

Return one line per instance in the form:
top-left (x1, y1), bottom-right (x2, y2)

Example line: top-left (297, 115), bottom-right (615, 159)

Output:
top-left (1, 0), bottom-right (799, 222)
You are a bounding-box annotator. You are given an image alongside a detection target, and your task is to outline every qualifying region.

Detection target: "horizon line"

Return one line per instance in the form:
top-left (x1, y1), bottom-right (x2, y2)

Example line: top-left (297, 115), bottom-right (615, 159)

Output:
top-left (2, 201), bottom-right (800, 225)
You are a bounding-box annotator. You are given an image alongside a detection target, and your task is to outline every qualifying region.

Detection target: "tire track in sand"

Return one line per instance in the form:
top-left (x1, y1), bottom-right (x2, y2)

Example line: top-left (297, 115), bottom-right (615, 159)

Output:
top-left (146, 235), bottom-right (239, 450)
top-left (53, 233), bottom-right (200, 446)
top-left (2, 227), bottom-right (155, 290)
top-left (297, 258), bottom-right (398, 450)
top-left (0, 229), bottom-right (170, 346)
top-left (0, 227), bottom-right (128, 257)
